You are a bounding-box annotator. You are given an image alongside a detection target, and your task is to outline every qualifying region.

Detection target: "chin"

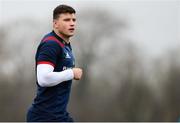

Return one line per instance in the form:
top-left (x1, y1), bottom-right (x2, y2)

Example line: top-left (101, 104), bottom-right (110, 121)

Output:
top-left (68, 34), bottom-right (74, 37)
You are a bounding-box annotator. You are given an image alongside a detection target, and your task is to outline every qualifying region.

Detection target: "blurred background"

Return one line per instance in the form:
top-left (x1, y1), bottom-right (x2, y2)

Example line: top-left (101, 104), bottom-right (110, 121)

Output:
top-left (0, 0), bottom-right (179, 121)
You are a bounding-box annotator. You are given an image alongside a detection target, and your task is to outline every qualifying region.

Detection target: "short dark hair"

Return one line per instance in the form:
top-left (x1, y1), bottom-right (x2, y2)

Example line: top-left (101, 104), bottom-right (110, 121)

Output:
top-left (53, 4), bottom-right (76, 19)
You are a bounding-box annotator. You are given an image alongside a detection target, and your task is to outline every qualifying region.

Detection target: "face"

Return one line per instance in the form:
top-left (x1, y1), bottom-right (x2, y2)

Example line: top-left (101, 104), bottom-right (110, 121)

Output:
top-left (53, 13), bottom-right (76, 38)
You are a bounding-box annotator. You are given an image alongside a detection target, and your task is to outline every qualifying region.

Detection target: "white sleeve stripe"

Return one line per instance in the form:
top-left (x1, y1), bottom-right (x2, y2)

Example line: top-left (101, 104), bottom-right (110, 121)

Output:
top-left (37, 64), bottom-right (74, 87)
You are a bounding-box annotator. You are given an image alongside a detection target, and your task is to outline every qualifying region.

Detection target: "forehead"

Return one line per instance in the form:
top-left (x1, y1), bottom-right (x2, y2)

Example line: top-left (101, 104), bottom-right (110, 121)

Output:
top-left (58, 13), bottom-right (76, 19)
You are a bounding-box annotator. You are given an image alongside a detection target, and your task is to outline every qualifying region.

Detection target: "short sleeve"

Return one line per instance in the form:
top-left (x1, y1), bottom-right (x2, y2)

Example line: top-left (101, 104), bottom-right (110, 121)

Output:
top-left (36, 41), bottom-right (61, 67)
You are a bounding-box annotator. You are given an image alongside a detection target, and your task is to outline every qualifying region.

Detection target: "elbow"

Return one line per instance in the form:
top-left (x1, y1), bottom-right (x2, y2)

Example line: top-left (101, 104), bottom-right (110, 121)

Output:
top-left (38, 79), bottom-right (48, 87)
top-left (37, 75), bottom-right (50, 87)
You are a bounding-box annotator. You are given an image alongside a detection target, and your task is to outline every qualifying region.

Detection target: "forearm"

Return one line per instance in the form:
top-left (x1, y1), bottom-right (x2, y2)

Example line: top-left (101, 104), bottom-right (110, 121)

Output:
top-left (37, 64), bottom-right (74, 87)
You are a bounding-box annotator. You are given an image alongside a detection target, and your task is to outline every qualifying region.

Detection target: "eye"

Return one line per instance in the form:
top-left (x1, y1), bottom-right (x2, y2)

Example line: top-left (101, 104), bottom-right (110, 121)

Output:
top-left (73, 18), bottom-right (76, 22)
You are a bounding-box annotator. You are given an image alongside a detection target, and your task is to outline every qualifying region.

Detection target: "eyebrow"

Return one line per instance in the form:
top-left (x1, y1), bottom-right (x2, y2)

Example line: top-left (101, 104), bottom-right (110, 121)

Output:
top-left (63, 17), bottom-right (76, 21)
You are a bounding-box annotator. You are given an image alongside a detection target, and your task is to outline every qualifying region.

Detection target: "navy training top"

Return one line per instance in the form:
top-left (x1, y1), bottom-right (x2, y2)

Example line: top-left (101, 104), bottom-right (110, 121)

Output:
top-left (27, 31), bottom-right (75, 122)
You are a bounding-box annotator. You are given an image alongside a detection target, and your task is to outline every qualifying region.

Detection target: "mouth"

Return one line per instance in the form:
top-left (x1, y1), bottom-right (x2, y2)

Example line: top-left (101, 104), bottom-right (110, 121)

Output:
top-left (69, 28), bottom-right (75, 31)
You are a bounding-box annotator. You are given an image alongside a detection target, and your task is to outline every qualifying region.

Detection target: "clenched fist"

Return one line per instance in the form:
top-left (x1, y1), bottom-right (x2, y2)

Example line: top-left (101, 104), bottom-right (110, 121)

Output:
top-left (72, 68), bottom-right (83, 80)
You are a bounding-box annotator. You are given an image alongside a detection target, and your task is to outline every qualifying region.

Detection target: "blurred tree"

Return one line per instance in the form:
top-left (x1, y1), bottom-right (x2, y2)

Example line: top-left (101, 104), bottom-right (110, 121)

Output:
top-left (163, 49), bottom-right (180, 121)
top-left (73, 9), bottom-right (127, 97)
top-left (0, 19), bottom-right (41, 121)
top-left (69, 9), bottom-right (129, 121)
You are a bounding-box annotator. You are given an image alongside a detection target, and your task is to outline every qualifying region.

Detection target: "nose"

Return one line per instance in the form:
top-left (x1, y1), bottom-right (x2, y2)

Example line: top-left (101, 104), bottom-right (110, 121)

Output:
top-left (70, 19), bottom-right (75, 26)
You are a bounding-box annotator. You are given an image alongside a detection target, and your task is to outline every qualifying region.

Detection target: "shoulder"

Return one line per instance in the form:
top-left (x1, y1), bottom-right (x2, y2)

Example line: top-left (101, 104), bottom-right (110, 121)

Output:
top-left (41, 35), bottom-right (65, 48)
top-left (41, 40), bottom-right (60, 48)
top-left (37, 38), bottom-right (63, 53)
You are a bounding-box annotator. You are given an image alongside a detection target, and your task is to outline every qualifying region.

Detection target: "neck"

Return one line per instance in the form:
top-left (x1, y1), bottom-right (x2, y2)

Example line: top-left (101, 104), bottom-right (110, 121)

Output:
top-left (53, 29), bottom-right (70, 43)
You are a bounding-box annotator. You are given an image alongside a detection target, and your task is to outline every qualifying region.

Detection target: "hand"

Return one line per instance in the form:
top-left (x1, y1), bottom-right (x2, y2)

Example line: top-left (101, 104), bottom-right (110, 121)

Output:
top-left (72, 68), bottom-right (83, 80)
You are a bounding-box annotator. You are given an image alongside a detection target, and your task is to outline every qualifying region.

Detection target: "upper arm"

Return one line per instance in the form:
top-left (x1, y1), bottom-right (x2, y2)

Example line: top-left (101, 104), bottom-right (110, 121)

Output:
top-left (36, 41), bottom-right (61, 67)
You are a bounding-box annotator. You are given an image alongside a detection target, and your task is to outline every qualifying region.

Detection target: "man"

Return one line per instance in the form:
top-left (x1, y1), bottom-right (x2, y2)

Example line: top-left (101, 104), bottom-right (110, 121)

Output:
top-left (27, 4), bottom-right (83, 122)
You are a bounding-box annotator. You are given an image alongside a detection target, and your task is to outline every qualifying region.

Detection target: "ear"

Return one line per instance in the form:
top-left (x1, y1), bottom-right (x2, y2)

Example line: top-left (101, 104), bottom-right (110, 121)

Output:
top-left (53, 19), bottom-right (58, 29)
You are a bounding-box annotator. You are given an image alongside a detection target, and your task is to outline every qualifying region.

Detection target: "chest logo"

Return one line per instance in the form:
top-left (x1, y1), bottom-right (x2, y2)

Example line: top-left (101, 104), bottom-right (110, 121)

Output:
top-left (65, 52), bottom-right (71, 59)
